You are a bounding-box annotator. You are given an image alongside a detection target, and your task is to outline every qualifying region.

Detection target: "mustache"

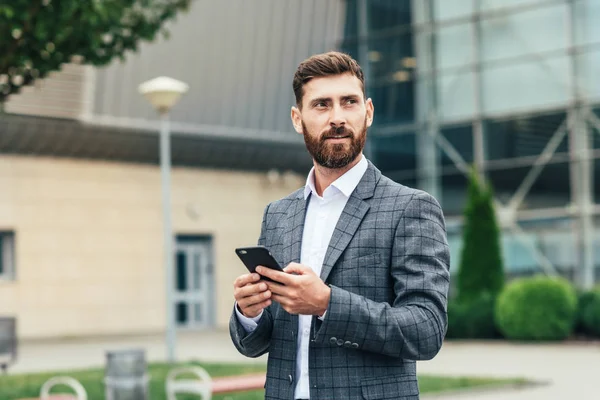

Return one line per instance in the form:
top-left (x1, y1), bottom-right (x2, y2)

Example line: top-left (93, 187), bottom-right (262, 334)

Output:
top-left (321, 126), bottom-right (353, 140)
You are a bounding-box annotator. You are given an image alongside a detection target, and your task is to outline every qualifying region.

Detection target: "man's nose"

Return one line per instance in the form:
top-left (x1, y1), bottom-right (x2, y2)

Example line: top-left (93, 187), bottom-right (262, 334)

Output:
top-left (329, 104), bottom-right (346, 127)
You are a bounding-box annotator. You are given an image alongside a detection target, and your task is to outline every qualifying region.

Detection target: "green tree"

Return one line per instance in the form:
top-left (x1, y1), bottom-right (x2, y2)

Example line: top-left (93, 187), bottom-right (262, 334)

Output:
top-left (457, 169), bottom-right (505, 301)
top-left (0, 0), bottom-right (190, 104)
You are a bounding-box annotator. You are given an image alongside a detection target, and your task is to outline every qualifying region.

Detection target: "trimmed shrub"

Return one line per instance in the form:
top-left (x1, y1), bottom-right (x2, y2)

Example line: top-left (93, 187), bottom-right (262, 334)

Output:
top-left (446, 292), bottom-right (501, 339)
top-left (581, 289), bottom-right (600, 337)
top-left (495, 276), bottom-right (577, 341)
top-left (575, 289), bottom-right (597, 335)
top-left (457, 169), bottom-right (504, 302)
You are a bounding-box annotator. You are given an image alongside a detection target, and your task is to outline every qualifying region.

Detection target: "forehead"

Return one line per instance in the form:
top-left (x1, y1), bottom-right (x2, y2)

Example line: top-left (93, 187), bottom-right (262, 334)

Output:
top-left (302, 73), bottom-right (364, 102)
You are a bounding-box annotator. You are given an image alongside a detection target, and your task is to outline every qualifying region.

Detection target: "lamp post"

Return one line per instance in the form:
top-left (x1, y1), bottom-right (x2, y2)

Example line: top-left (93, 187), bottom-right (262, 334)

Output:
top-left (138, 76), bottom-right (189, 363)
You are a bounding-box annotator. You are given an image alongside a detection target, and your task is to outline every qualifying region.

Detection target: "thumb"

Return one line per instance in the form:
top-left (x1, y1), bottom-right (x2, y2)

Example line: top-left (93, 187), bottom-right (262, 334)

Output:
top-left (284, 262), bottom-right (312, 275)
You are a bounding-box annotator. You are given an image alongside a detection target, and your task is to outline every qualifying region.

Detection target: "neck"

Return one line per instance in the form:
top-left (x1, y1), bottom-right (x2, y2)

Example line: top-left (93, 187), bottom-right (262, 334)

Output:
top-left (313, 155), bottom-right (362, 197)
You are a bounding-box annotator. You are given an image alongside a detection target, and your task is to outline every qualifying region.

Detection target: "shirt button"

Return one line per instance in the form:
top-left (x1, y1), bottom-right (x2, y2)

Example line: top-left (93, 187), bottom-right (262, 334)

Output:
top-left (304, 328), bottom-right (310, 335)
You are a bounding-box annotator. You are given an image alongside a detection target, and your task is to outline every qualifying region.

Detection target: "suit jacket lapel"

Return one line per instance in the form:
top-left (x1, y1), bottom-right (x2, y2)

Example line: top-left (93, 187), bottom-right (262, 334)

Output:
top-left (320, 161), bottom-right (380, 283)
top-left (283, 191), bottom-right (308, 266)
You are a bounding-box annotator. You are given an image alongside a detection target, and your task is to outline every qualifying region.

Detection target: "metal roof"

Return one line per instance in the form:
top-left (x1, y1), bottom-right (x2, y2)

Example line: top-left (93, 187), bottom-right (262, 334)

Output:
top-left (0, 113), bottom-right (313, 175)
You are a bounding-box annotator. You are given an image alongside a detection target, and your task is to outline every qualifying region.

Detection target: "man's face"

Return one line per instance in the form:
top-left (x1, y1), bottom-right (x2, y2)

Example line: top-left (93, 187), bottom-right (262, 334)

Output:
top-left (291, 73), bottom-right (374, 169)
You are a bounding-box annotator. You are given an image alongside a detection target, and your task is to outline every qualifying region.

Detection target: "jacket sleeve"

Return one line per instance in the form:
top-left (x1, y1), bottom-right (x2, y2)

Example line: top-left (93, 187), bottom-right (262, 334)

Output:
top-left (314, 191), bottom-right (450, 360)
top-left (229, 203), bottom-right (275, 358)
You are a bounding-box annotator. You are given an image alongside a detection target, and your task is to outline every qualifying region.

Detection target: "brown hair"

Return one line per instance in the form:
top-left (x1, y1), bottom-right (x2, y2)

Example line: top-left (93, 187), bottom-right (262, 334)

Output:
top-left (293, 51), bottom-right (365, 108)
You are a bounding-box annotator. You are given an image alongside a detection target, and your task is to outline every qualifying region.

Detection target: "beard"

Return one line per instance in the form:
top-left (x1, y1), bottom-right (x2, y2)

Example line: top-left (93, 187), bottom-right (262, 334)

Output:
top-left (302, 119), bottom-right (367, 169)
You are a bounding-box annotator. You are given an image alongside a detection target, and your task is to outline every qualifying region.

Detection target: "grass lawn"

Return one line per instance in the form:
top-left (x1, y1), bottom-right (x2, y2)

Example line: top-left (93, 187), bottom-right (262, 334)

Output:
top-left (0, 361), bottom-right (526, 400)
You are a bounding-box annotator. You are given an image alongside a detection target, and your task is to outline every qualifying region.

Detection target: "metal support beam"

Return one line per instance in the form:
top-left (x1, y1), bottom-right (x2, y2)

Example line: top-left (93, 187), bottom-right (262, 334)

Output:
top-left (357, 0), bottom-right (375, 163)
top-left (471, 0), bottom-right (486, 178)
top-left (567, 0), bottom-right (595, 289)
top-left (413, 0), bottom-right (441, 200)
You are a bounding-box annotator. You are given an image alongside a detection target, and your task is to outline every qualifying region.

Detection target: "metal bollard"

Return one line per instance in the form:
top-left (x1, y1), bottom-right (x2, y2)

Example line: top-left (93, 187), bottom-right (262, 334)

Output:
top-left (104, 349), bottom-right (150, 400)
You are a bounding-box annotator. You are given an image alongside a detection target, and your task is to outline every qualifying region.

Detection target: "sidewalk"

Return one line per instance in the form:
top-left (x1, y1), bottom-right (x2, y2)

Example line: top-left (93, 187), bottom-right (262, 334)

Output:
top-left (418, 340), bottom-right (600, 399)
top-left (8, 331), bottom-right (600, 399)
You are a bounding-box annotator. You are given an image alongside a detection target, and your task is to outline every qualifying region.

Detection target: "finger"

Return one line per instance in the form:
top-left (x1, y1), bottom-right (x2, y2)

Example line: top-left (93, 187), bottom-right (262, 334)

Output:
top-left (234, 273), bottom-right (261, 288)
top-left (256, 266), bottom-right (293, 285)
top-left (243, 299), bottom-right (272, 317)
top-left (238, 290), bottom-right (272, 309)
top-left (235, 282), bottom-right (268, 300)
top-left (283, 262), bottom-right (311, 275)
top-left (270, 293), bottom-right (287, 306)
top-left (265, 281), bottom-right (288, 296)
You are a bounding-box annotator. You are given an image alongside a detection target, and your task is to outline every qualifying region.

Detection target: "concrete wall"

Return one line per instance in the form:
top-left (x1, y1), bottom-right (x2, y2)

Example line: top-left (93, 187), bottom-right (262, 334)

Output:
top-left (0, 155), bottom-right (304, 339)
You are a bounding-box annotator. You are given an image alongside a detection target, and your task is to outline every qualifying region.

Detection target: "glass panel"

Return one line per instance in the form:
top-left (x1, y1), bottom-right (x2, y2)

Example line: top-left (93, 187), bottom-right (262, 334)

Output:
top-left (371, 80), bottom-right (415, 125)
top-left (441, 124), bottom-right (474, 165)
top-left (343, 0), bottom-right (358, 39)
top-left (193, 254), bottom-right (201, 290)
top-left (372, 132), bottom-right (417, 187)
top-left (176, 251), bottom-right (187, 291)
top-left (482, 55), bottom-right (571, 114)
top-left (194, 303), bottom-right (202, 323)
top-left (440, 124), bottom-right (473, 216)
top-left (437, 23), bottom-right (473, 70)
top-left (486, 162), bottom-right (571, 210)
top-left (575, 0), bottom-right (600, 46)
top-left (437, 71), bottom-right (475, 122)
top-left (480, 3), bottom-right (568, 63)
top-left (485, 112), bottom-right (568, 161)
top-left (368, 0), bottom-right (411, 34)
top-left (481, 0), bottom-right (556, 12)
top-left (368, 33), bottom-right (415, 82)
top-left (442, 172), bottom-right (469, 217)
top-left (433, 0), bottom-right (472, 21)
top-left (577, 48), bottom-right (600, 102)
top-left (176, 302), bottom-right (188, 324)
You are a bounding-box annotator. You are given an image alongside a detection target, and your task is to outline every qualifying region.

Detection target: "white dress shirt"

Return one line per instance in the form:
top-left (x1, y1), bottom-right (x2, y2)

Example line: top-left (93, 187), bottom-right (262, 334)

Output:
top-left (236, 154), bottom-right (368, 399)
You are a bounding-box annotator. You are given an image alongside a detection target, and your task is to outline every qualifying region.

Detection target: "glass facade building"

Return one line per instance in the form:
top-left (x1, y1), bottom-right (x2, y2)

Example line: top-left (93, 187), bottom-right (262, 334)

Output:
top-left (340, 0), bottom-right (600, 287)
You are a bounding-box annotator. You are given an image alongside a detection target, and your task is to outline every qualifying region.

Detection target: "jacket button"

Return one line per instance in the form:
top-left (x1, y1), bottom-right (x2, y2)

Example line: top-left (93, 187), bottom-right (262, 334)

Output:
top-left (336, 338), bottom-right (344, 346)
top-left (329, 337), bottom-right (337, 345)
top-left (352, 343), bottom-right (359, 349)
top-left (288, 374), bottom-right (293, 383)
top-left (344, 341), bottom-right (352, 348)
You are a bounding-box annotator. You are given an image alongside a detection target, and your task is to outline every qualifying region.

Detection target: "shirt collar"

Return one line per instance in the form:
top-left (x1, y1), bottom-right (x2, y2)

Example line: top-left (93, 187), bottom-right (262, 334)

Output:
top-left (303, 154), bottom-right (368, 200)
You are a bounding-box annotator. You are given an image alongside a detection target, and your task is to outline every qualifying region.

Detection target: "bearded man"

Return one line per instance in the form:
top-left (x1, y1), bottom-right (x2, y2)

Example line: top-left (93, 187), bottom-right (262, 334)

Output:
top-left (229, 51), bottom-right (450, 400)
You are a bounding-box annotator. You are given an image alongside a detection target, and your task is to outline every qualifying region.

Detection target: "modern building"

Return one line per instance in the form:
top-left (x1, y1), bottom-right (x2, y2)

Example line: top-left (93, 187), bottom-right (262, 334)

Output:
top-left (0, 0), bottom-right (598, 341)
top-left (339, 0), bottom-right (599, 288)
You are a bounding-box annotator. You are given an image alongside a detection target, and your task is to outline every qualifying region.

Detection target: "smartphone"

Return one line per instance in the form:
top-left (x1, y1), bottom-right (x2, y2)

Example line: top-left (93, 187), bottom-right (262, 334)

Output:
top-left (235, 245), bottom-right (285, 283)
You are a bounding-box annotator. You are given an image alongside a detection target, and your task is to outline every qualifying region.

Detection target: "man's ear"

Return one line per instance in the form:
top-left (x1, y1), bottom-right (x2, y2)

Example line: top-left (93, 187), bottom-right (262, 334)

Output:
top-left (365, 98), bottom-right (374, 128)
top-left (291, 106), bottom-right (303, 134)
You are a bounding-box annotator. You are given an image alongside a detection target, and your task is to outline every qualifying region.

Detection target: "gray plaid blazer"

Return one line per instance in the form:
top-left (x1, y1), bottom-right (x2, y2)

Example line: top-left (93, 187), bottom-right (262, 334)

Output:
top-left (230, 161), bottom-right (450, 400)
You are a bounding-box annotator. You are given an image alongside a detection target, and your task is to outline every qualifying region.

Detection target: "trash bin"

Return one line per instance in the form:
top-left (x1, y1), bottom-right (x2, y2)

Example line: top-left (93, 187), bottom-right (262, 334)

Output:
top-left (0, 317), bottom-right (17, 374)
top-left (104, 349), bottom-right (149, 400)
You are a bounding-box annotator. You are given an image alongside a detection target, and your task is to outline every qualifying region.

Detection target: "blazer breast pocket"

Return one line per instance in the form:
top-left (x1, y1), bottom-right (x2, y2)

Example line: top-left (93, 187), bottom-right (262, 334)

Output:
top-left (361, 374), bottom-right (419, 399)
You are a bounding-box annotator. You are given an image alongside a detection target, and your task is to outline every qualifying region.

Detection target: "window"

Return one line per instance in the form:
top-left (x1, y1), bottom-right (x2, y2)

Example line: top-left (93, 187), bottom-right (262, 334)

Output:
top-left (0, 232), bottom-right (15, 280)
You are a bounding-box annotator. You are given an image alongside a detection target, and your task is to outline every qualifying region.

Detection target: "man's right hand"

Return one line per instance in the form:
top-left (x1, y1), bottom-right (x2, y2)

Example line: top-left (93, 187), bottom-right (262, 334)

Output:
top-left (233, 271), bottom-right (272, 318)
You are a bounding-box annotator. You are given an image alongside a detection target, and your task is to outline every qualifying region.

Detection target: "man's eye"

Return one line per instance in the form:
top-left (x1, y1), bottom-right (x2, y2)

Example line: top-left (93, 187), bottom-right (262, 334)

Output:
top-left (346, 99), bottom-right (357, 104)
top-left (315, 102), bottom-right (327, 107)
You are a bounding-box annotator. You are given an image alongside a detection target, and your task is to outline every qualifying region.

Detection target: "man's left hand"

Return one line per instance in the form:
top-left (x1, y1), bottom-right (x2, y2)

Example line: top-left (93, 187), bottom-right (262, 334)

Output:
top-left (257, 263), bottom-right (330, 316)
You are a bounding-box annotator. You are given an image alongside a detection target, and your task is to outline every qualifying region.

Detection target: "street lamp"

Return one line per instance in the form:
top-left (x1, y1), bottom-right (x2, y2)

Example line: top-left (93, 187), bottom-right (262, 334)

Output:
top-left (138, 76), bottom-right (189, 363)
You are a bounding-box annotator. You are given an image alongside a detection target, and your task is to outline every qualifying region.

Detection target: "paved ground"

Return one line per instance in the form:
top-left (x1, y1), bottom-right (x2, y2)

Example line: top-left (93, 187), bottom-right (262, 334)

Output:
top-left (8, 331), bottom-right (600, 399)
top-left (418, 340), bottom-right (600, 399)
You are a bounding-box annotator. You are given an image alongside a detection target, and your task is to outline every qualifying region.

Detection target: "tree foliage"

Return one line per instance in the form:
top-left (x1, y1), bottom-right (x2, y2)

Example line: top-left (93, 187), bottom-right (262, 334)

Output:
top-left (0, 0), bottom-right (190, 103)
